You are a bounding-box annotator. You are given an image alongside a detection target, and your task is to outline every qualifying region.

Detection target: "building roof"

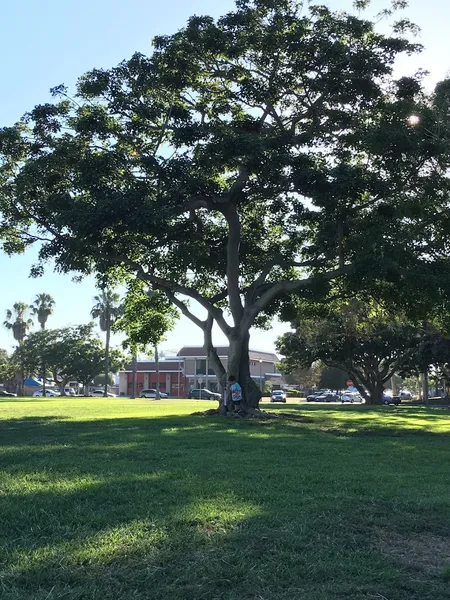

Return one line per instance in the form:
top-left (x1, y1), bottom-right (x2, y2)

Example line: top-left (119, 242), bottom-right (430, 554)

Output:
top-left (177, 346), bottom-right (278, 362)
top-left (123, 360), bottom-right (183, 372)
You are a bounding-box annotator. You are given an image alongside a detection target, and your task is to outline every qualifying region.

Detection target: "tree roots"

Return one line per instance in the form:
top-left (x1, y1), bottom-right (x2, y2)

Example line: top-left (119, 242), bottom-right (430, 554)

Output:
top-left (190, 407), bottom-right (312, 422)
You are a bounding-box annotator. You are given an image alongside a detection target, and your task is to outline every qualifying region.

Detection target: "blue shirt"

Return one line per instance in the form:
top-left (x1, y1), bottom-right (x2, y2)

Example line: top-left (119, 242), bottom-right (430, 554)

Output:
top-left (230, 382), bottom-right (242, 402)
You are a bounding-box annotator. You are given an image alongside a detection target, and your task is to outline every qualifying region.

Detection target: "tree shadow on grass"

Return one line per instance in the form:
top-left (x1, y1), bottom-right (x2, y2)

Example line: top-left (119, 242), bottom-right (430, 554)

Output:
top-left (1, 414), bottom-right (450, 600)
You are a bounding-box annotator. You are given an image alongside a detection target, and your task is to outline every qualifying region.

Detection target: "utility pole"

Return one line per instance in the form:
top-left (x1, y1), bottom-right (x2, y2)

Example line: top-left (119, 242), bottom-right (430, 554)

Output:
top-left (131, 353), bottom-right (137, 399)
top-left (259, 359), bottom-right (263, 393)
top-left (155, 345), bottom-right (160, 400)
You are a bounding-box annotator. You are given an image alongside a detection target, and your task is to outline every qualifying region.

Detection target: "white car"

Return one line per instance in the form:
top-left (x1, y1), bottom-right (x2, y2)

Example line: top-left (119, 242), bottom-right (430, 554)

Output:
top-left (33, 389), bottom-right (60, 397)
top-left (270, 390), bottom-right (287, 403)
top-left (90, 390), bottom-right (117, 397)
top-left (341, 392), bottom-right (365, 404)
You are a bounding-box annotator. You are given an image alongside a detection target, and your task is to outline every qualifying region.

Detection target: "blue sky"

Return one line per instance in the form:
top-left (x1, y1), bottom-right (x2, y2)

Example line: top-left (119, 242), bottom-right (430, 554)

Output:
top-left (0, 0), bottom-right (448, 355)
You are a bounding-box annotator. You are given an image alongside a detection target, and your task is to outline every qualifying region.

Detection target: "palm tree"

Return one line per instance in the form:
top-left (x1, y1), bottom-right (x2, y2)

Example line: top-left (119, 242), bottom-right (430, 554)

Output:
top-left (30, 293), bottom-right (55, 329)
top-left (4, 302), bottom-right (33, 395)
top-left (91, 289), bottom-right (122, 397)
top-left (30, 293), bottom-right (55, 394)
top-left (4, 302), bottom-right (33, 345)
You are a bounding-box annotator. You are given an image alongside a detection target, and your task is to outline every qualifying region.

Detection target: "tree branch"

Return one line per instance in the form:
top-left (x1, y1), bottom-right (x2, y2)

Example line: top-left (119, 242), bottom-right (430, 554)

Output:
top-left (242, 265), bottom-right (353, 331)
top-left (221, 202), bottom-right (243, 323)
top-left (164, 291), bottom-right (205, 331)
top-left (203, 314), bottom-right (226, 389)
top-left (108, 255), bottom-right (233, 337)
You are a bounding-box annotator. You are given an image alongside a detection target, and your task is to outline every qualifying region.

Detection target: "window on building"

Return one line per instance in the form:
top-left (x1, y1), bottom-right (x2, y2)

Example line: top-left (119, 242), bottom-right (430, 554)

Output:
top-left (196, 359), bottom-right (207, 375)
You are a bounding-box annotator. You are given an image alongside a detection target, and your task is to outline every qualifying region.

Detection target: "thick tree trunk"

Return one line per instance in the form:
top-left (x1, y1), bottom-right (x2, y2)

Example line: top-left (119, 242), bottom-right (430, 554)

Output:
top-left (366, 380), bottom-right (384, 405)
top-left (60, 378), bottom-right (69, 396)
top-left (227, 333), bottom-right (261, 412)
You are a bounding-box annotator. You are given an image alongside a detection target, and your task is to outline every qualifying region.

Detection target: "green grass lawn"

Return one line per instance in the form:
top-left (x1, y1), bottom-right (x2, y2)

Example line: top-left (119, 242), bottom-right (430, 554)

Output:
top-left (1, 397), bottom-right (450, 600)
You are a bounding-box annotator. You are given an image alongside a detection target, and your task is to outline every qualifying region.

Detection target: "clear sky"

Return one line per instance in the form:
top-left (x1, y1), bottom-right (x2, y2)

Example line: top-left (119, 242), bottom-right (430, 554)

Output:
top-left (0, 0), bottom-right (448, 356)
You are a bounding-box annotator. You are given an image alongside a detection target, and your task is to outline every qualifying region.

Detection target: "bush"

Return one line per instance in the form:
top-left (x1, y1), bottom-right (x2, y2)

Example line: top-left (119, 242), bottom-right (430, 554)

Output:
top-left (287, 388), bottom-right (305, 398)
top-left (264, 381), bottom-right (273, 394)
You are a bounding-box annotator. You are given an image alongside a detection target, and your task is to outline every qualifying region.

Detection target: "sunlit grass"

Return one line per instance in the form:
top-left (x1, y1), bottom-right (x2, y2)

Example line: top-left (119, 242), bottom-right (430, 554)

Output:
top-left (1, 397), bottom-right (450, 599)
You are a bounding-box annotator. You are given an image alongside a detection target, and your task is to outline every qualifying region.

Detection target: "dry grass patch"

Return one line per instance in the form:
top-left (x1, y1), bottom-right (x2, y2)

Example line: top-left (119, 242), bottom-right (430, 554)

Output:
top-left (374, 527), bottom-right (450, 576)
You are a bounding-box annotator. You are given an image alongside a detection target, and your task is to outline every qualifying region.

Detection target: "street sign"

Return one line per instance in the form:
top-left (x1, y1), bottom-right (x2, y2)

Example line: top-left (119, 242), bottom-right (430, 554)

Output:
top-left (346, 380), bottom-right (353, 387)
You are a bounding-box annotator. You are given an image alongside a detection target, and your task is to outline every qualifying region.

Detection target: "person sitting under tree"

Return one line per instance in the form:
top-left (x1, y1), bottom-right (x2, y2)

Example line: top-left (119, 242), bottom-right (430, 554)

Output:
top-left (228, 375), bottom-right (242, 413)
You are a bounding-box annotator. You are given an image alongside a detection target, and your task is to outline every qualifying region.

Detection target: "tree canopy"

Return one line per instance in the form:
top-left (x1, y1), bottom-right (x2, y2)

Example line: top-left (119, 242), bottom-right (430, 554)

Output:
top-left (30, 293), bottom-right (55, 330)
top-left (113, 284), bottom-right (178, 352)
top-left (4, 303), bottom-right (33, 345)
top-left (17, 325), bottom-right (125, 394)
top-left (1, 0), bottom-right (449, 409)
top-left (276, 300), bottom-right (421, 403)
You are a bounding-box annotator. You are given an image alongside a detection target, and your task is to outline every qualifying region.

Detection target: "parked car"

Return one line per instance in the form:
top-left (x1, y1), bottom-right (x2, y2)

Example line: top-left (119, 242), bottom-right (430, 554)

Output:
top-left (383, 392), bottom-right (401, 405)
top-left (64, 387), bottom-right (77, 396)
top-left (33, 389), bottom-right (60, 397)
top-left (139, 389), bottom-right (168, 399)
top-left (341, 392), bottom-right (364, 403)
top-left (0, 390), bottom-right (17, 397)
top-left (90, 390), bottom-right (117, 398)
top-left (270, 390), bottom-right (287, 403)
top-left (188, 388), bottom-right (221, 400)
top-left (306, 390), bottom-right (332, 402)
top-left (316, 392), bottom-right (340, 403)
top-left (399, 389), bottom-right (412, 400)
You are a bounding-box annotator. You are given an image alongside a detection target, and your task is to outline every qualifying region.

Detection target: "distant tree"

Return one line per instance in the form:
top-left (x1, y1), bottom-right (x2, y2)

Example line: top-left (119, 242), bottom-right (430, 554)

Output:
top-left (280, 362), bottom-right (323, 390)
top-left (17, 325), bottom-right (125, 396)
top-left (400, 375), bottom-right (421, 397)
top-left (30, 293), bottom-right (55, 395)
top-left (4, 302), bottom-right (33, 345)
top-left (277, 301), bottom-right (421, 404)
top-left (113, 284), bottom-right (178, 399)
top-left (91, 289), bottom-right (123, 397)
top-left (30, 293), bottom-right (55, 329)
top-left (4, 302), bottom-right (33, 395)
top-left (93, 374), bottom-right (115, 387)
top-left (68, 341), bottom-right (124, 396)
top-left (403, 327), bottom-right (450, 383)
top-left (0, 349), bottom-right (18, 391)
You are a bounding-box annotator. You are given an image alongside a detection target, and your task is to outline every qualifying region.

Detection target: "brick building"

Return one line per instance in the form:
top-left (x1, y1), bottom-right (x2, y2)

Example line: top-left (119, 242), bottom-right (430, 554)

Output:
top-left (118, 346), bottom-right (284, 397)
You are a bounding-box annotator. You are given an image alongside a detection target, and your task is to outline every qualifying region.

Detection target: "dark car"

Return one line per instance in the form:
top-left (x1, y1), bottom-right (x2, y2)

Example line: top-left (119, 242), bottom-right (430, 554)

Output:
top-left (316, 392), bottom-right (340, 403)
top-left (188, 388), bottom-right (221, 400)
top-left (383, 392), bottom-right (401, 406)
top-left (0, 390), bottom-right (17, 397)
top-left (306, 390), bottom-right (332, 402)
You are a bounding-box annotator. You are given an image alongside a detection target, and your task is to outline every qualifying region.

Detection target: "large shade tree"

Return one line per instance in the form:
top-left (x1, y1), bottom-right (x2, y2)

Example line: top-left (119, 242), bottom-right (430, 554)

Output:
top-left (91, 289), bottom-right (123, 397)
top-left (1, 0), bottom-right (450, 411)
